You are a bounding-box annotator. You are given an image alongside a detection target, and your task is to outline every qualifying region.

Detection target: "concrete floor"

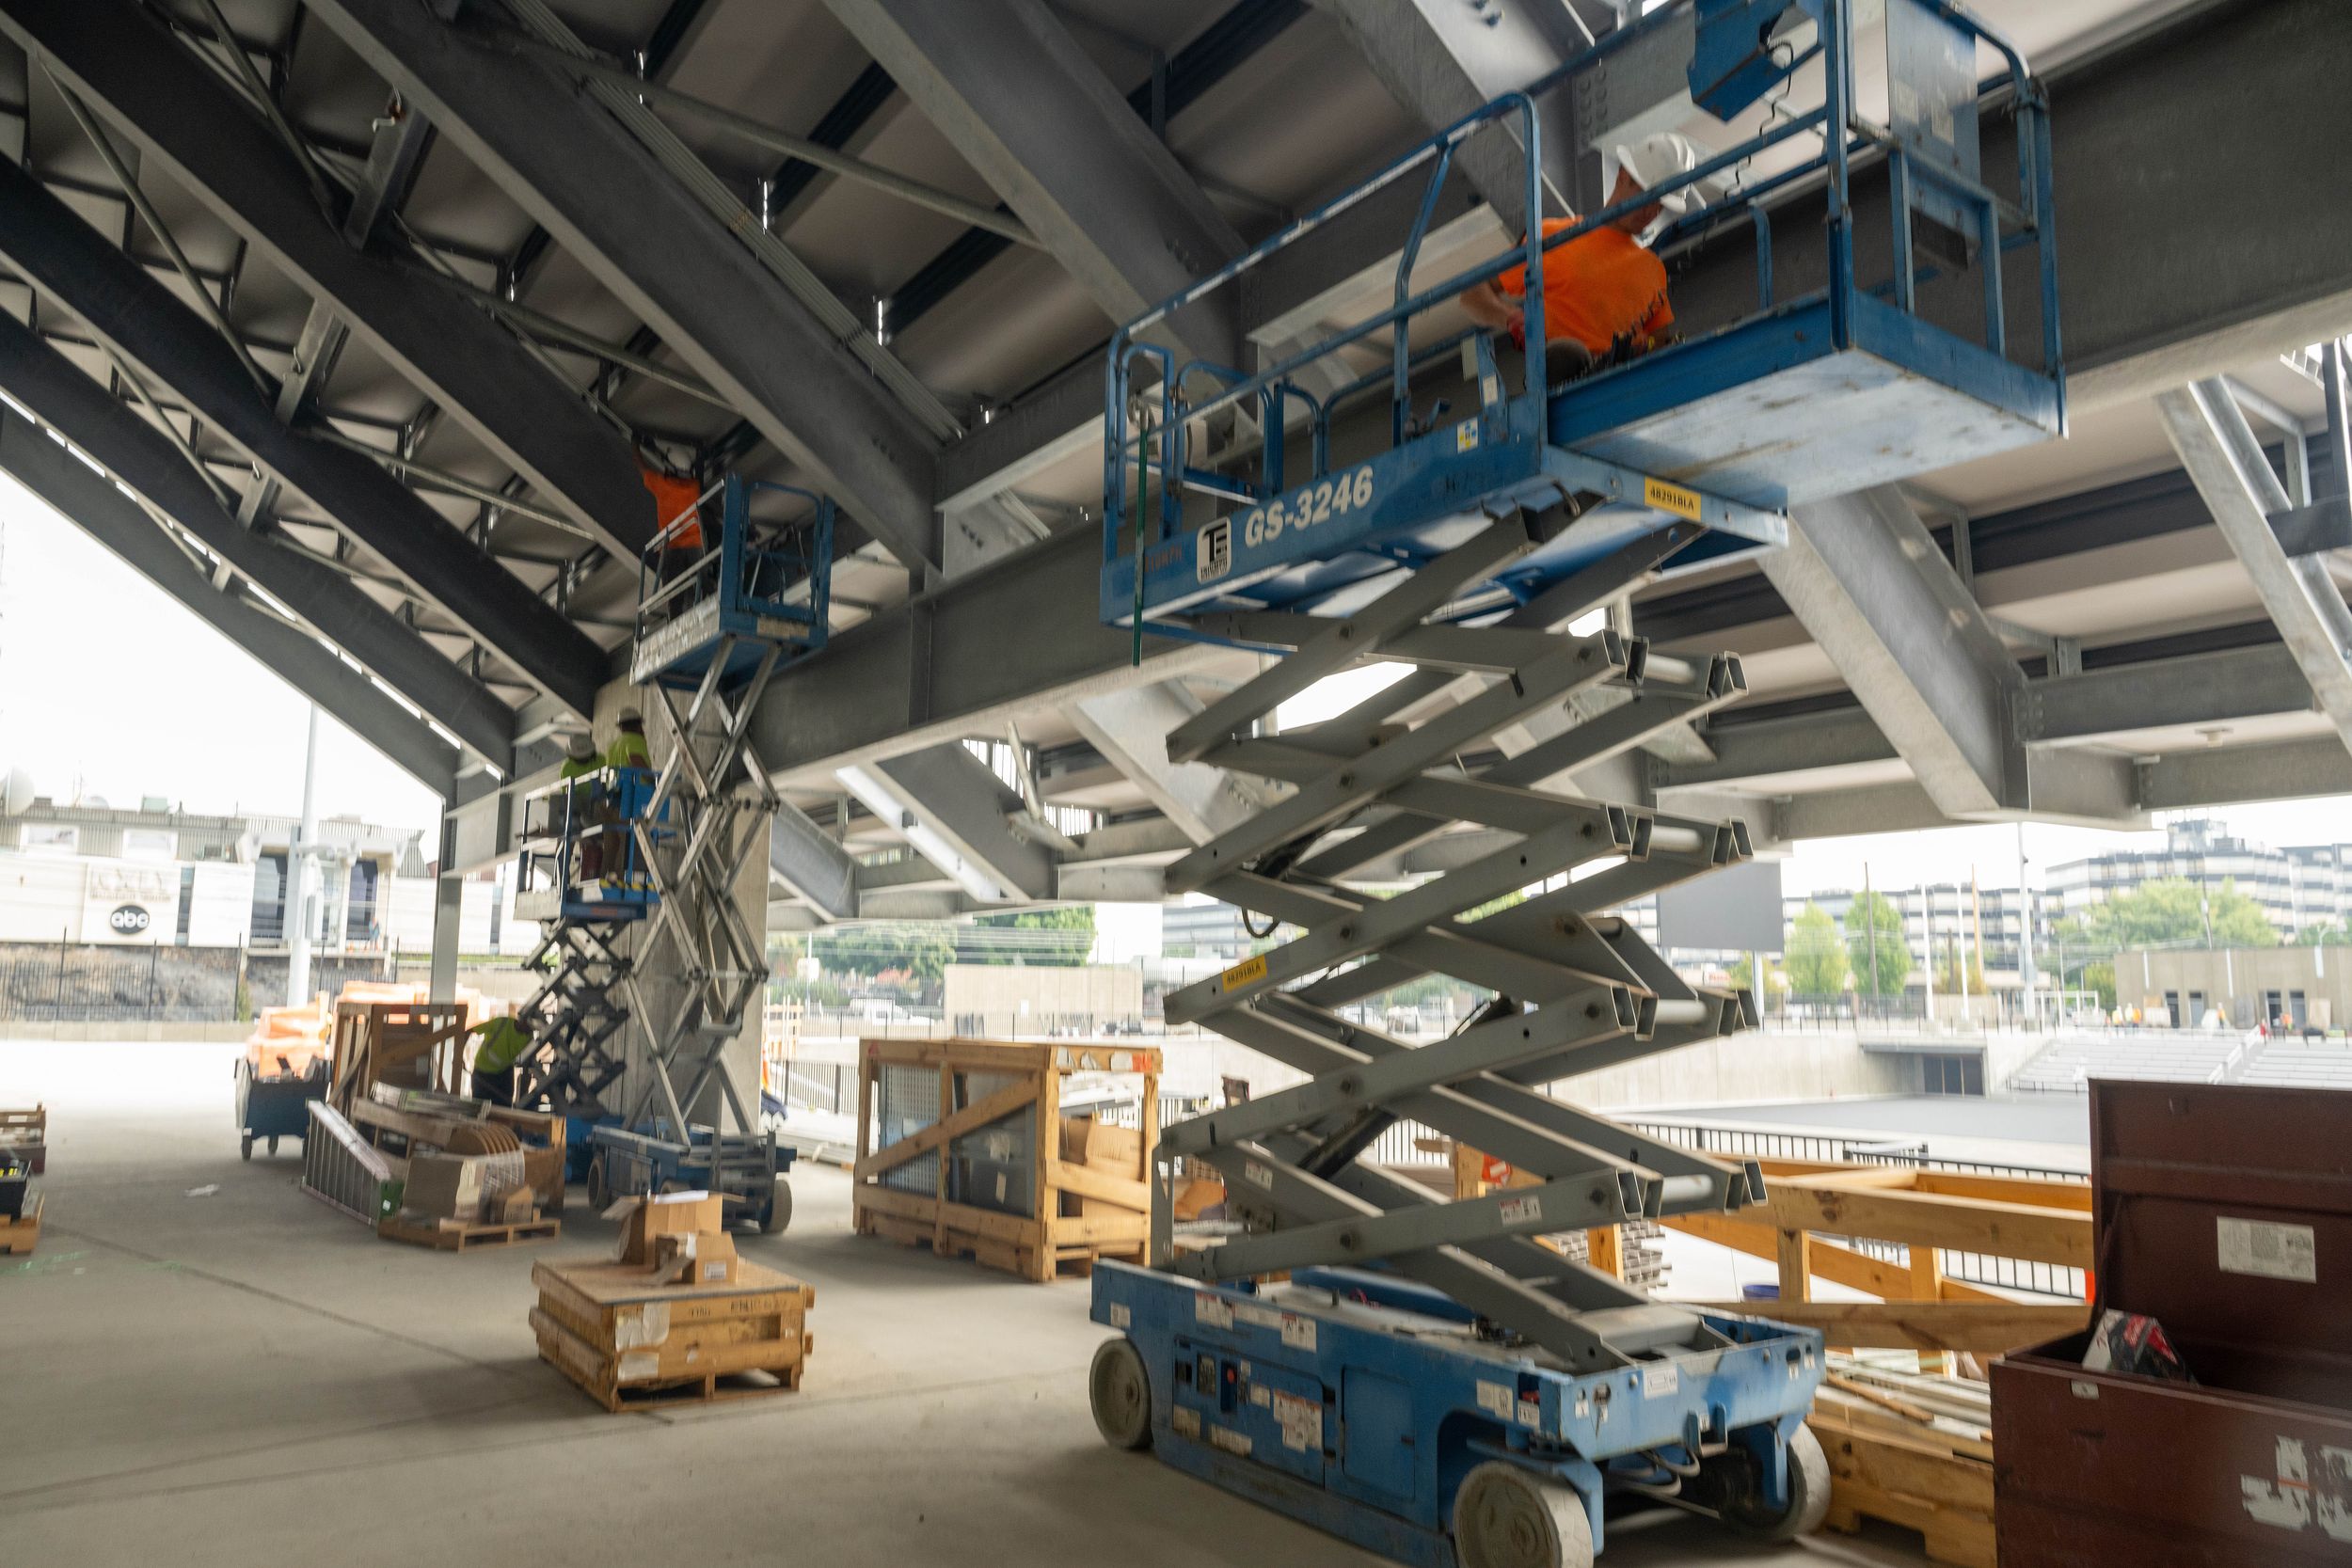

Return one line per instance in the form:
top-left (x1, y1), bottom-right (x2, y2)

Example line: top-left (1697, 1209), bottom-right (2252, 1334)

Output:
top-left (1, 1041), bottom-right (1921, 1568)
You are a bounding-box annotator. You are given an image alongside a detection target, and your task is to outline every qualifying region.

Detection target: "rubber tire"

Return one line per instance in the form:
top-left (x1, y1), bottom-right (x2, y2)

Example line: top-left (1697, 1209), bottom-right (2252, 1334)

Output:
top-left (1725, 1426), bottom-right (1833, 1544)
top-left (267, 1136), bottom-right (279, 1156)
top-left (1089, 1338), bottom-right (1153, 1451)
top-left (585, 1154), bottom-right (611, 1212)
top-left (1452, 1461), bottom-right (1595, 1568)
top-left (762, 1177), bottom-right (792, 1235)
top-left (241, 1133), bottom-right (254, 1162)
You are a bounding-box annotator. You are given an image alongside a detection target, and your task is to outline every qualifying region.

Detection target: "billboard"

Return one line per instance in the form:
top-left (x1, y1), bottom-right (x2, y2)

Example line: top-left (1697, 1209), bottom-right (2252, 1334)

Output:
top-left (1655, 857), bottom-right (1786, 953)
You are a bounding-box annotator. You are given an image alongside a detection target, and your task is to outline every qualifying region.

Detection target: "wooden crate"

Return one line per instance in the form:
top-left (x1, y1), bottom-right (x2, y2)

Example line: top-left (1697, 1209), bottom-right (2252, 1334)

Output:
top-left (1810, 1358), bottom-right (1996, 1568)
top-left (347, 1094), bottom-right (568, 1215)
top-left (532, 1257), bottom-right (814, 1412)
top-left (0, 1193), bottom-right (40, 1256)
top-left (852, 1037), bottom-right (1160, 1283)
top-left (1451, 1141), bottom-right (1666, 1290)
top-left (0, 1104), bottom-right (46, 1175)
top-left (329, 1001), bottom-right (471, 1112)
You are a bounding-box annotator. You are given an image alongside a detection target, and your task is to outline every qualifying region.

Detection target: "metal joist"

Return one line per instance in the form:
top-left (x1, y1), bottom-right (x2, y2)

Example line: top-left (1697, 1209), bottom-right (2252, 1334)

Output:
top-left (2157, 378), bottom-right (2352, 762)
top-left (822, 0), bottom-right (1244, 366)
top-left (835, 743), bottom-right (1053, 904)
top-left (306, 0), bottom-right (949, 574)
top-left (0, 159), bottom-right (606, 716)
top-left (769, 801), bottom-right (858, 924)
top-left (0, 0), bottom-right (656, 559)
top-left (0, 311), bottom-right (516, 768)
top-left (1069, 681), bottom-right (1263, 845)
top-left (0, 406), bottom-right (457, 795)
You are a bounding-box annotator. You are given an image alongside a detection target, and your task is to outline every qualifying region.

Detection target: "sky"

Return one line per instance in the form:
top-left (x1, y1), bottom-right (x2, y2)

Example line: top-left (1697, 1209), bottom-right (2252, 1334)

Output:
top-left (0, 472), bottom-right (440, 834)
top-left (11, 473), bottom-right (2352, 913)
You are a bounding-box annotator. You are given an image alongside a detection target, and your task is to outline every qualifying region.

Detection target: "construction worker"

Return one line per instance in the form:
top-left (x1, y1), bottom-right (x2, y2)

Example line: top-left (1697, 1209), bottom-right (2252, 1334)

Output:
top-left (561, 733), bottom-right (606, 881)
top-left (608, 705), bottom-right (653, 770)
top-left (468, 1012), bottom-right (533, 1109)
top-left (641, 460), bottom-right (705, 589)
top-left (560, 732), bottom-right (599, 784)
top-left (1461, 131), bottom-right (1705, 387)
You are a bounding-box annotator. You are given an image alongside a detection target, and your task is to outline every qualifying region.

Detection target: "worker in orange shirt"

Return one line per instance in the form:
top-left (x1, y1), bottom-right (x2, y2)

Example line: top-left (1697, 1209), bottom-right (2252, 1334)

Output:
top-left (640, 460), bottom-right (706, 589)
top-left (1462, 132), bottom-right (1706, 388)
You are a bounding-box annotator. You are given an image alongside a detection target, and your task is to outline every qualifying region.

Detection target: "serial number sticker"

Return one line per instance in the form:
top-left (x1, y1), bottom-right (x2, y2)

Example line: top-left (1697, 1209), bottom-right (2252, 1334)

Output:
top-left (1239, 467), bottom-right (1375, 548)
top-left (1643, 476), bottom-right (1703, 521)
top-left (1476, 1380), bottom-right (1514, 1421)
top-left (1108, 1304), bottom-right (1131, 1330)
top-left (1196, 517), bottom-right (1232, 583)
top-left (1194, 1292), bottom-right (1234, 1330)
top-left (1642, 1363), bottom-right (1680, 1399)
top-left (1209, 1425), bottom-right (1253, 1458)
top-left (1280, 1313), bottom-right (1317, 1352)
top-left (1498, 1194), bottom-right (1543, 1227)
top-left (1219, 954), bottom-right (1267, 992)
top-left (1273, 1390), bottom-right (1323, 1452)
top-left (1244, 1161), bottom-right (1276, 1191)
top-left (2218, 1216), bottom-right (2317, 1283)
top-left (1454, 419), bottom-right (1480, 452)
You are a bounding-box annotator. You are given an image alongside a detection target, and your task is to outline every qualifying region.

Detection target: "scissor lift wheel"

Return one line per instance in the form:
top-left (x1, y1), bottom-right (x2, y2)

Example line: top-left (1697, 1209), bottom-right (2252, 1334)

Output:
top-left (1721, 1425), bottom-right (1831, 1543)
top-left (1089, 1338), bottom-right (1153, 1451)
top-left (1453, 1462), bottom-right (1595, 1568)
top-left (762, 1174), bottom-right (793, 1235)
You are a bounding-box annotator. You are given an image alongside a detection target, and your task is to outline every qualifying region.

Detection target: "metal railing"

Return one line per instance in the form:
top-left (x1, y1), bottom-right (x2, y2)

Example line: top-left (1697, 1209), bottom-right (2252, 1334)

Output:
top-left (0, 942), bottom-right (238, 1022)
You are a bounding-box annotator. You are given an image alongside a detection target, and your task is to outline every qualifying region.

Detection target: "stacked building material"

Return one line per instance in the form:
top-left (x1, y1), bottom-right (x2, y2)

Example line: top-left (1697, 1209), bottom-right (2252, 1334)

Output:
top-left (1810, 1354), bottom-right (1994, 1568)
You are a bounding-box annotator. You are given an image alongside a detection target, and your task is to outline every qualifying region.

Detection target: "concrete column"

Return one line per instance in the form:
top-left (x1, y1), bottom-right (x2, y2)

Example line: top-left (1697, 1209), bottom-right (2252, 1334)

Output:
top-left (429, 816), bottom-right (462, 1004)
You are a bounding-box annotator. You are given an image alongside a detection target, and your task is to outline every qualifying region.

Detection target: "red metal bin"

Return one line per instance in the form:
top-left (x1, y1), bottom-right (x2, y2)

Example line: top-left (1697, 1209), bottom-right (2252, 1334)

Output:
top-left (1993, 1080), bottom-right (2352, 1565)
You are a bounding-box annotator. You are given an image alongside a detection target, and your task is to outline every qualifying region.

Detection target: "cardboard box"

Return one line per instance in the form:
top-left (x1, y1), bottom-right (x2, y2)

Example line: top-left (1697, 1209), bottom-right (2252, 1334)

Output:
top-left (651, 1227), bottom-right (739, 1286)
top-left (403, 1152), bottom-right (490, 1222)
top-left (614, 1190), bottom-right (724, 1264)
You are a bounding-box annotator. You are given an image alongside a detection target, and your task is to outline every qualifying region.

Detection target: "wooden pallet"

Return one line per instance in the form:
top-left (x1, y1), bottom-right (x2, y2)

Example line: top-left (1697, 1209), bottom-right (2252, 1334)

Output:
top-left (378, 1213), bottom-right (561, 1251)
top-left (0, 1194), bottom-right (40, 1256)
top-left (1811, 1357), bottom-right (1995, 1568)
top-left (532, 1257), bottom-right (812, 1413)
top-left (852, 1037), bottom-right (1159, 1283)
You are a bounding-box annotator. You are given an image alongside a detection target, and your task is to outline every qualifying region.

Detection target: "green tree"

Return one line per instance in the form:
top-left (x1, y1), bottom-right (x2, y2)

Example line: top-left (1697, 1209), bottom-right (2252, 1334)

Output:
top-left (2055, 878), bottom-right (2278, 951)
top-left (1843, 890), bottom-right (1912, 997)
top-left (2081, 959), bottom-right (2118, 1010)
top-left (962, 906), bottom-right (1096, 966)
top-left (1934, 937), bottom-right (1986, 996)
top-left (2297, 922), bottom-right (2347, 946)
top-left (1785, 904), bottom-right (1849, 994)
top-left (811, 922), bottom-right (956, 989)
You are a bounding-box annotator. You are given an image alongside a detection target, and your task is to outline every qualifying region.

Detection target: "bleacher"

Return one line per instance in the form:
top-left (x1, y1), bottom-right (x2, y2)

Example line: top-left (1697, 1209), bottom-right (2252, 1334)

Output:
top-left (2010, 1031), bottom-right (2254, 1093)
top-left (2237, 1042), bottom-right (2352, 1090)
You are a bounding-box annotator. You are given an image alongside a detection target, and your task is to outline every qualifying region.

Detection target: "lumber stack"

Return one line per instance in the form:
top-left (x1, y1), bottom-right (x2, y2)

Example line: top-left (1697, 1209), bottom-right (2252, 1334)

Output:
top-left (532, 1194), bottom-right (814, 1411)
top-left (1810, 1355), bottom-right (1995, 1568)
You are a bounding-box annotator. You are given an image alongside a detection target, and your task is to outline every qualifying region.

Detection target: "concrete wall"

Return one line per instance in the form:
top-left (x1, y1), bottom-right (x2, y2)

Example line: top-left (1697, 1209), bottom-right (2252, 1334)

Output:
top-left (944, 963), bottom-right (1144, 1027)
top-left (1552, 1028), bottom-right (1915, 1109)
top-left (2122, 944), bottom-right (2352, 1028)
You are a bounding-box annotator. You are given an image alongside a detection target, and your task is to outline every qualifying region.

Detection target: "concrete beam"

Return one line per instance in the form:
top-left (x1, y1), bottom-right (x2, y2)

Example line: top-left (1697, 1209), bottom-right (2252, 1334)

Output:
top-left (306, 0), bottom-right (946, 574)
top-left (0, 405), bottom-right (458, 795)
top-left (0, 159), bottom-right (605, 716)
top-left (0, 313), bottom-right (516, 768)
top-left (2156, 378), bottom-right (2352, 762)
top-left (1761, 487), bottom-right (2028, 818)
top-left (823, 0), bottom-right (1244, 367)
top-left (769, 803), bottom-right (858, 924)
top-left (2138, 734), bottom-right (2352, 810)
top-left (0, 0), bottom-right (655, 558)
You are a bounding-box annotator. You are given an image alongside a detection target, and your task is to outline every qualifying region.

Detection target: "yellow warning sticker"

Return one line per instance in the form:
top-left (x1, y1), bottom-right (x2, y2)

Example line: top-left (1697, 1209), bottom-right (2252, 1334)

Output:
top-left (1219, 954), bottom-right (1268, 991)
top-left (1643, 476), bottom-right (1703, 521)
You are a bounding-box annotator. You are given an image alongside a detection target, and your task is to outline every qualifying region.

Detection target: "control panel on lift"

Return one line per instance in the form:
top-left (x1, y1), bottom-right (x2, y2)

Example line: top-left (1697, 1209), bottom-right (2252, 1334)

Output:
top-left (1100, 0), bottom-right (2061, 645)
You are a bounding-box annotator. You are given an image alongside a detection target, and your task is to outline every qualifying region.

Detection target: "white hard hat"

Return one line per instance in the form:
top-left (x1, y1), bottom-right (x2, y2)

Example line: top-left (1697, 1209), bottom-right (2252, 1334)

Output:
top-left (616, 705), bottom-right (644, 725)
top-left (564, 734), bottom-right (596, 761)
top-left (1613, 132), bottom-right (1710, 215)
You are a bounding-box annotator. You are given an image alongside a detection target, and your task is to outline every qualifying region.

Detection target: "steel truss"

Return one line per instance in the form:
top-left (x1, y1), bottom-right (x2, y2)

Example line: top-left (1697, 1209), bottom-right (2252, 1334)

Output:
top-left (1152, 515), bottom-right (1772, 1374)
top-left (516, 919), bottom-right (630, 1116)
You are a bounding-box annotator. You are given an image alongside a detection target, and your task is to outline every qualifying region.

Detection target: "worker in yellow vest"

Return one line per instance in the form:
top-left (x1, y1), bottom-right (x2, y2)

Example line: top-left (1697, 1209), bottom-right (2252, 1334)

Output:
top-left (608, 705), bottom-right (653, 769)
top-left (469, 1013), bottom-right (534, 1108)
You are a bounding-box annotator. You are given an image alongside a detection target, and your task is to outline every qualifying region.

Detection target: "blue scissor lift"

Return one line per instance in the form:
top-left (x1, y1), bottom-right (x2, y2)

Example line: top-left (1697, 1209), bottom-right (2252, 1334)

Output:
top-left (516, 475), bottom-right (833, 1230)
top-left (1086, 4), bottom-right (2059, 1565)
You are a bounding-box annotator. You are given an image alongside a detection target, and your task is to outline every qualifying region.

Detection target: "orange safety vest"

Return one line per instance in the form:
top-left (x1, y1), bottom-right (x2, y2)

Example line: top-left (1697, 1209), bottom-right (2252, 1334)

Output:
top-left (1496, 219), bottom-right (1674, 356)
top-left (641, 467), bottom-right (704, 550)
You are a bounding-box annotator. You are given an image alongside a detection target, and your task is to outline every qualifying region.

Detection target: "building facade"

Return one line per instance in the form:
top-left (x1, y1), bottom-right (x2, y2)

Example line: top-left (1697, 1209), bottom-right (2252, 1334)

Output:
top-left (2045, 817), bottom-right (2338, 937)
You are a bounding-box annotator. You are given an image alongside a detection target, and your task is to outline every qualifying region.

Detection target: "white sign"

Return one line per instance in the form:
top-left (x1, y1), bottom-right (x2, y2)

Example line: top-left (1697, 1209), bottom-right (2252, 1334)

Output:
top-left (2218, 1217), bottom-right (2318, 1283)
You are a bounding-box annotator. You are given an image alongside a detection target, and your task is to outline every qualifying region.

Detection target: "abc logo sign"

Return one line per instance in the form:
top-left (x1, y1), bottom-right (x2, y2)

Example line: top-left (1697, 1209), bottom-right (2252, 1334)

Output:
top-left (108, 904), bottom-right (151, 936)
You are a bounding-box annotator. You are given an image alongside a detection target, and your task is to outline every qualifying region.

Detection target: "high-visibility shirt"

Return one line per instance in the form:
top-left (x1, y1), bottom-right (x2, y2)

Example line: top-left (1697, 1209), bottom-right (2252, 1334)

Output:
top-left (642, 467), bottom-right (703, 550)
top-left (470, 1015), bottom-right (533, 1074)
top-left (1495, 219), bottom-right (1674, 356)
top-left (608, 728), bottom-right (653, 769)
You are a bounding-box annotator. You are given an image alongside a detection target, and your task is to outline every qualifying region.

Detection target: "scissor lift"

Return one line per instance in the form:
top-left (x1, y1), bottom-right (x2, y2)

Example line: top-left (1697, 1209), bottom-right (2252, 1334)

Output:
top-left (514, 476), bottom-right (832, 1230)
top-left (1086, 3), bottom-right (2059, 1564)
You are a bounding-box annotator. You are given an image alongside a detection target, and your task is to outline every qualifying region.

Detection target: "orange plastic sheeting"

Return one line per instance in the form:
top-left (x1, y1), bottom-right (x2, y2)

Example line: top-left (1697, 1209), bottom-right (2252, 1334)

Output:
top-left (242, 980), bottom-right (491, 1078)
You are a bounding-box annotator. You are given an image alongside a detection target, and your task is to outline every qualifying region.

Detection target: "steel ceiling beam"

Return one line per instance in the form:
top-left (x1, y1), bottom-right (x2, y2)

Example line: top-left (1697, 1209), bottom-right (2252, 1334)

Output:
top-left (823, 0), bottom-right (1244, 367)
top-left (835, 743), bottom-right (1053, 904)
top-left (306, 0), bottom-right (947, 574)
top-left (1070, 681), bottom-right (1262, 844)
top-left (0, 158), bottom-right (606, 716)
top-left (0, 311), bottom-right (516, 768)
top-left (769, 803), bottom-right (858, 925)
top-left (2156, 377), bottom-right (2352, 759)
top-left (0, 404), bottom-right (458, 796)
top-left (0, 0), bottom-right (653, 560)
